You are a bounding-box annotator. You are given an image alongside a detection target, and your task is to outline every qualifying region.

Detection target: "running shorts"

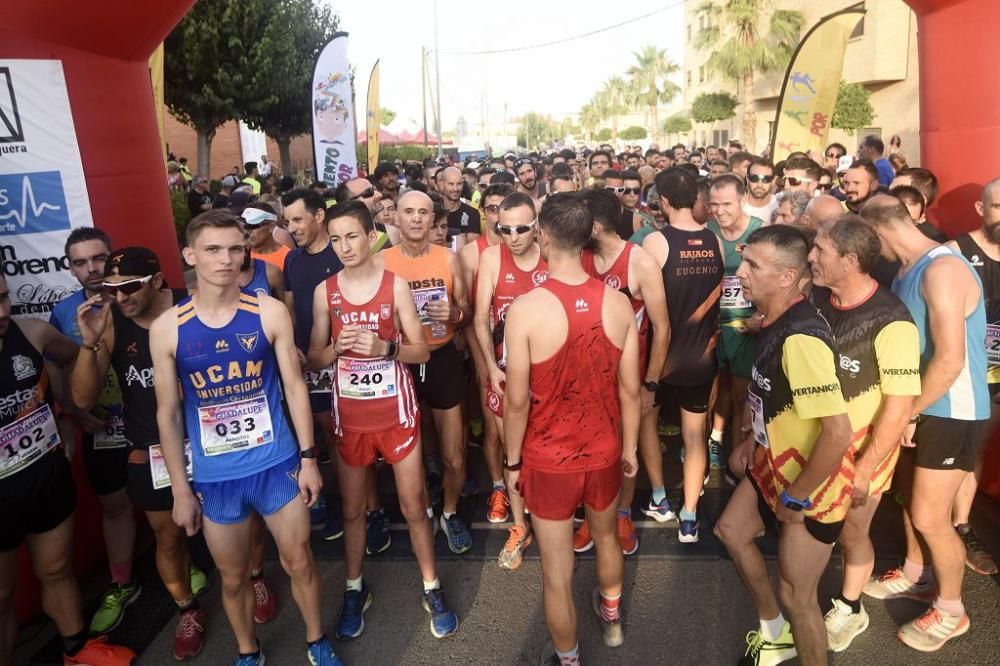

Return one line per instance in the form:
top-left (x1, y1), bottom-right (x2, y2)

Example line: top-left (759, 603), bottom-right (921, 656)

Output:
top-left (194, 454), bottom-right (300, 525)
top-left (0, 450), bottom-right (77, 552)
top-left (337, 418), bottom-right (421, 468)
top-left (520, 461), bottom-right (621, 521)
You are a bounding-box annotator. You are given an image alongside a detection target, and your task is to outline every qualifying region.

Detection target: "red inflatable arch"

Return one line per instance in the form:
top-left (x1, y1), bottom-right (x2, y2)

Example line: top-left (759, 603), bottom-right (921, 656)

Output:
top-left (1, 0), bottom-right (193, 621)
top-left (0, 0), bottom-right (998, 625)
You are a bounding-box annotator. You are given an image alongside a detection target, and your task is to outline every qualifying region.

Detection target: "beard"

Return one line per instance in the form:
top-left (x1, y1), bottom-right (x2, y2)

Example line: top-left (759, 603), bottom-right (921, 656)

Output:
top-left (986, 222), bottom-right (1000, 245)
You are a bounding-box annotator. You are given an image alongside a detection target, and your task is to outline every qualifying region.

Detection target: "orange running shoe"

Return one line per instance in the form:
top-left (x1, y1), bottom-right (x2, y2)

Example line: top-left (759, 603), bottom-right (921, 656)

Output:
top-left (573, 520), bottom-right (594, 553)
top-left (617, 513), bottom-right (639, 555)
top-left (486, 487), bottom-right (510, 524)
top-left (498, 524), bottom-right (532, 570)
top-left (64, 636), bottom-right (136, 665)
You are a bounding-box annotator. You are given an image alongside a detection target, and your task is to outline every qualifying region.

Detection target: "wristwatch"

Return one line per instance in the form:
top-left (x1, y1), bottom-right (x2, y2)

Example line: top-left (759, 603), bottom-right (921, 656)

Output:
top-left (299, 447), bottom-right (319, 459)
top-left (81, 340), bottom-right (104, 353)
top-left (642, 380), bottom-right (659, 393)
top-left (779, 489), bottom-right (812, 512)
top-left (503, 457), bottom-right (522, 471)
top-left (385, 340), bottom-right (399, 359)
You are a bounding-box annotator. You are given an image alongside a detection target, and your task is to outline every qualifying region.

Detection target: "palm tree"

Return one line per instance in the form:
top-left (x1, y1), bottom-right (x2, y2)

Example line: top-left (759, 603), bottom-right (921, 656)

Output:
top-left (695, 0), bottom-right (803, 152)
top-left (578, 102), bottom-right (600, 144)
top-left (599, 76), bottom-right (630, 144)
top-left (626, 46), bottom-right (681, 146)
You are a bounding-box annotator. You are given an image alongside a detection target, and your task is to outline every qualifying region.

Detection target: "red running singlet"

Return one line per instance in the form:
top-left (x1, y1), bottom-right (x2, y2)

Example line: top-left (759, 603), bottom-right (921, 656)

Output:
top-left (582, 243), bottom-right (650, 370)
top-left (326, 270), bottom-right (419, 434)
top-left (490, 244), bottom-right (548, 366)
top-left (522, 278), bottom-right (623, 472)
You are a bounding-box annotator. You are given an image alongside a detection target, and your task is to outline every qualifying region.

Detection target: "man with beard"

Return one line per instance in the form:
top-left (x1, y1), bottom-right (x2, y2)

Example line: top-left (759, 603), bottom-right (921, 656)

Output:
top-left (515, 158), bottom-right (546, 199)
top-left (843, 160), bottom-right (881, 214)
top-left (588, 150), bottom-right (613, 183)
top-left (743, 158), bottom-right (779, 223)
top-left (437, 166), bottom-right (481, 248)
top-left (945, 177), bottom-right (1000, 577)
top-left (602, 170), bottom-right (642, 241)
top-left (374, 162), bottom-right (400, 203)
top-left (782, 158), bottom-right (823, 198)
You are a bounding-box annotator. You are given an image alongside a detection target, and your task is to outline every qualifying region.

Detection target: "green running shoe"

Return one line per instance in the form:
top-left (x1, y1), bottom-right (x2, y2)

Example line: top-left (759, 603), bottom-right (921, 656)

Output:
top-left (190, 565), bottom-right (209, 597)
top-left (89, 581), bottom-right (141, 634)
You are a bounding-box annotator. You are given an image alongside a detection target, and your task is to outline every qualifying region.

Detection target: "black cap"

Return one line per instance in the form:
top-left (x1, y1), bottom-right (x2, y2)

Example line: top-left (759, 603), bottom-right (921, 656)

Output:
top-left (105, 247), bottom-right (161, 278)
top-left (228, 190), bottom-right (254, 215)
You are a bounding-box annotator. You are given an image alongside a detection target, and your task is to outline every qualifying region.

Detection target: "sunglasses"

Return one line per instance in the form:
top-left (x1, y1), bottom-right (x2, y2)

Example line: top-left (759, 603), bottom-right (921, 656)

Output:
top-left (826, 152), bottom-right (843, 159)
top-left (484, 204), bottom-right (502, 214)
top-left (350, 186), bottom-right (376, 200)
top-left (605, 186), bottom-right (626, 194)
top-left (102, 275), bottom-right (153, 296)
top-left (622, 187), bottom-right (642, 195)
top-left (817, 182), bottom-right (834, 191)
top-left (478, 182), bottom-right (489, 189)
top-left (497, 220), bottom-right (536, 235)
top-left (747, 174), bottom-right (775, 184)
top-left (784, 177), bottom-right (814, 187)
top-left (647, 201), bottom-right (660, 212)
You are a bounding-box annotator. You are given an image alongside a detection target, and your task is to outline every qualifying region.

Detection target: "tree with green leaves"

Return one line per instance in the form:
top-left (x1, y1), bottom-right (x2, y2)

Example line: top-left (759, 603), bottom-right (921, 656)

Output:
top-left (663, 114), bottom-right (693, 142)
top-left (380, 108), bottom-right (397, 126)
top-left (626, 46), bottom-right (681, 146)
top-left (598, 76), bottom-right (631, 144)
top-left (620, 126), bottom-right (647, 141)
top-left (831, 80), bottom-right (875, 132)
top-left (694, 0), bottom-right (803, 152)
top-left (691, 93), bottom-right (738, 124)
top-left (578, 103), bottom-right (600, 144)
top-left (240, 0), bottom-right (339, 175)
top-left (595, 128), bottom-right (613, 142)
top-left (166, 0), bottom-right (271, 177)
top-left (517, 113), bottom-right (562, 150)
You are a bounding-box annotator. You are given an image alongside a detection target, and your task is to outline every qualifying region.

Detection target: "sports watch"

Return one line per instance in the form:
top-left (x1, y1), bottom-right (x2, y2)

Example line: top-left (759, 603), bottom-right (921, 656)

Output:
top-left (642, 380), bottom-right (660, 393)
top-left (779, 489), bottom-right (812, 512)
top-left (299, 447), bottom-right (319, 460)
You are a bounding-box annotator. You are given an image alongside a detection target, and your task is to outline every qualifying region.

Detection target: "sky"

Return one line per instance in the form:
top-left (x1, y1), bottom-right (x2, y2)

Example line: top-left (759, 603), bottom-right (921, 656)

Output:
top-left (329, 0), bottom-right (686, 136)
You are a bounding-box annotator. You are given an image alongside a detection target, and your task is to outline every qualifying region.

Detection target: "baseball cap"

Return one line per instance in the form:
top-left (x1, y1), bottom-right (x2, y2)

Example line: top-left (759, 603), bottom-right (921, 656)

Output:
top-left (221, 175), bottom-right (240, 188)
top-left (241, 207), bottom-right (278, 227)
top-left (105, 247), bottom-right (161, 278)
top-left (467, 161), bottom-right (481, 170)
top-left (228, 190), bottom-right (254, 215)
top-left (837, 155), bottom-right (854, 174)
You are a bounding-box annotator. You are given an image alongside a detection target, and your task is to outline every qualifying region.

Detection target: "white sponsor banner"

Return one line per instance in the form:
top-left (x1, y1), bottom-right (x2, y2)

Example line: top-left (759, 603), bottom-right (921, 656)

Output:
top-left (312, 33), bottom-right (357, 188)
top-left (238, 121), bottom-right (268, 168)
top-left (0, 60), bottom-right (94, 319)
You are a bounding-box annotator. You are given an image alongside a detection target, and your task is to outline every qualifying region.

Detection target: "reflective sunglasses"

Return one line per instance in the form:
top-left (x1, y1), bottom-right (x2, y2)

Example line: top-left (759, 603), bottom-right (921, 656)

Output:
top-left (484, 204), bottom-right (502, 214)
top-left (784, 177), bottom-right (814, 187)
top-left (647, 201), bottom-right (661, 212)
top-left (102, 275), bottom-right (153, 296)
top-left (497, 220), bottom-right (536, 235)
top-left (605, 186), bottom-right (626, 194)
top-left (817, 182), bottom-right (834, 191)
top-left (350, 186), bottom-right (376, 200)
top-left (622, 187), bottom-right (642, 195)
top-left (747, 174), bottom-right (775, 184)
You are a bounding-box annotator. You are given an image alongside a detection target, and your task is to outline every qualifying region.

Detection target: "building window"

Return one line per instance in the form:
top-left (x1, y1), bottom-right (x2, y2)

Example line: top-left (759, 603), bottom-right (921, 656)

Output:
top-left (687, 70), bottom-right (692, 87)
top-left (857, 127), bottom-right (882, 148)
top-left (713, 129), bottom-right (729, 146)
top-left (687, 24), bottom-right (691, 43)
top-left (699, 66), bottom-right (705, 83)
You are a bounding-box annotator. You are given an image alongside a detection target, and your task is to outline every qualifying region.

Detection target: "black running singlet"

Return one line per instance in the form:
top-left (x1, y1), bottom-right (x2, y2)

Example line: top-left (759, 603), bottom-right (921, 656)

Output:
top-left (110, 289), bottom-right (186, 449)
top-left (954, 233), bottom-right (1000, 383)
top-left (615, 208), bottom-right (634, 242)
top-left (659, 225), bottom-right (724, 385)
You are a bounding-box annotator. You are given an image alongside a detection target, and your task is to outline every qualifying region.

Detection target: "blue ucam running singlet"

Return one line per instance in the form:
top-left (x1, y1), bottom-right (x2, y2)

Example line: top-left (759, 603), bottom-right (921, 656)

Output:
top-left (243, 259), bottom-right (270, 298)
top-left (175, 292), bottom-right (297, 482)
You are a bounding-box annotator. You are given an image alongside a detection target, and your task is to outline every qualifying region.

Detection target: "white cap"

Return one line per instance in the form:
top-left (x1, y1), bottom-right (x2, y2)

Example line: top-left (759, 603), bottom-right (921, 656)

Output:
top-left (837, 155), bottom-right (854, 173)
top-left (467, 161), bottom-right (481, 169)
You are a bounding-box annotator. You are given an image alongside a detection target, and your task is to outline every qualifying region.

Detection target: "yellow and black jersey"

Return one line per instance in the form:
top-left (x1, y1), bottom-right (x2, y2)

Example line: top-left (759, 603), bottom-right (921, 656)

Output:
top-left (811, 284), bottom-right (921, 494)
top-left (748, 298), bottom-right (850, 524)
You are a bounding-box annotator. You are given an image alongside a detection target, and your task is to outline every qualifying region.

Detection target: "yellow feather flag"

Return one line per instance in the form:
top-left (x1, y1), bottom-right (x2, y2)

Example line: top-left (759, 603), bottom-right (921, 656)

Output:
top-left (770, 9), bottom-right (865, 160)
top-left (149, 43), bottom-right (166, 165)
top-left (367, 60), bottom-right (380, 174)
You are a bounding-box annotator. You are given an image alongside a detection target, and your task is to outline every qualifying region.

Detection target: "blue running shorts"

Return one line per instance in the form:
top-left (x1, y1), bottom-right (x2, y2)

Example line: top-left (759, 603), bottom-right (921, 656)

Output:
top-left (194, 454), bottom-right (300, 524)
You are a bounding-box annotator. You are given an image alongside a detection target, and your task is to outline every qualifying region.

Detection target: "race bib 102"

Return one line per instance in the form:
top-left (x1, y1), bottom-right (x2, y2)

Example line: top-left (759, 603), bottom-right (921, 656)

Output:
top-left (0, 404), bottom-right (60, 479)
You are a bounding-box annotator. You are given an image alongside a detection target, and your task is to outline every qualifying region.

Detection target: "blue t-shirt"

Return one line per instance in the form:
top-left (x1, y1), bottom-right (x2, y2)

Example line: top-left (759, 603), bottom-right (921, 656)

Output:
top-left (283, 242), bottom-right (343, 351)
top-left (875, 158), bottom-right (894, 188)
top-left (49, 289), bottom-right (86, 342)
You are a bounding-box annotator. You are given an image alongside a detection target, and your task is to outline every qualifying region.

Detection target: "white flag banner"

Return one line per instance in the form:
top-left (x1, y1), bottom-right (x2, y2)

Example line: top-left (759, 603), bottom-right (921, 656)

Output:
top-left (238, 121), bottom-right (268, 167)
top-left (0, 59), bottom-right (94, 318)
top-left (312, 33), bottom-right (357, 187)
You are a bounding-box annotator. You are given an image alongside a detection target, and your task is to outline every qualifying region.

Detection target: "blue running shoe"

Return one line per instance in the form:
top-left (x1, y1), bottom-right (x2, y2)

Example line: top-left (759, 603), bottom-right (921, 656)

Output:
top-left (307, 636), bottom-right (343, 666)
top-left (321, 512), bottom-right (344, 541)
top-left (460, 476), bottom-right (479, 498)
top-left (234, 641), bottom-right (265, 666)
top-left (310, 494), bottom-right (327, 525)
top-left (421, 588), bottom-right (458, 638)
top-left (641, 495), bottom-right (677, 524)
top-left (366, 509), bottom-right (392, 555)
top-left (708, 437), bottom-right (725, 469)
top-left (336, 582), bottom-right (373, 639)
top-left (679, 519), bottom-right (700, 543)
top-left (440, 514), bottom-right (472, 554)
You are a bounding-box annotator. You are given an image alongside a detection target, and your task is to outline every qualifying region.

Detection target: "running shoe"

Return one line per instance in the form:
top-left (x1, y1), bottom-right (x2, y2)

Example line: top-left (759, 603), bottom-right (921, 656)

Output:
top-left (234, 644), bottom-right (266, 666)
top-left (253, 575), bottom-right (277, 624)
top-left (310, 493), bottom-right (327, 525)
top-left (573, 520), bottom-right (594, 553)
top-left (498, 524), bottom-right (533, 570)
top-left (461, 476), bottom-right (479, 498)
top-left (591, 587), bottom-right (624, 648)
top-left (190, 565), bottom-right (209, 597)
top-left (321, 513), bottom-right (344, 541)
top-left (897, 603), bottom-right (970, 652)
top-left (658, 420), bottom-right (680, 437)
top-left (486, 487), bottom-right (510, 524)
top-left (307, 636), bottom-right (343, 666)
top-left (957, 523), bottom-right (998, 575)
top-left (679, 519), bottom-right (699, 544)
top-left (64, 636), bottom-right (137, 666)
top-left (421, 588), bottom-right (459, 638)
top-left (641, 495), bottom-right (677, 523)
top-left (174, 607), bottom-right (206, 660)
top-left (617, 514), bottom-right (638, 555)
top-left (336, 582), bottom-right (372, 639)
top-left (366, 509), bottom-right (392, 555)
top-left (89, 581), bottom-right (142, 634)
top-left (440, 514), bottom-right (472, 554)
top-left (738, 624), bottom-right (796, 666)
top-left (824, 598), bottom-right (869, 652)
top-left (862, 568), bottom-right (936, 601)
top-left (708, 437), bottom-right (725, 469)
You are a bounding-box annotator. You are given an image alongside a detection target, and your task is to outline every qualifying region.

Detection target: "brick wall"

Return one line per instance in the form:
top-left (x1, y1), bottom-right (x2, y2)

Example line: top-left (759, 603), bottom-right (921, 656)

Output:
top-left (165, 111), bottom-right (315, 180)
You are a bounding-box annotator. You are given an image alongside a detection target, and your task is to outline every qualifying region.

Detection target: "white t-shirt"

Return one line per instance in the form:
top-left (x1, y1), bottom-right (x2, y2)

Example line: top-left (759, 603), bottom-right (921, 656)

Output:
top-left (743, 196), bottom-right (778, 225)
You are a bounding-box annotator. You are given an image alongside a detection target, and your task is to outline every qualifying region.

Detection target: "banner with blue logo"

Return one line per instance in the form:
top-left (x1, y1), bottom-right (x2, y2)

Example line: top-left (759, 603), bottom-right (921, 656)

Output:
top-left (0, 60), bottom-right (94, 318)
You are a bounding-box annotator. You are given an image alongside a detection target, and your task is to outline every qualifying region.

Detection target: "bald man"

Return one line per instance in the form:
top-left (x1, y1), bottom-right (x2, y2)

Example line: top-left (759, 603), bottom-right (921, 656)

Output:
top-left (436, 166), bottom-right (481, 249)
top-left (803, 194), bottom-right (846, 230)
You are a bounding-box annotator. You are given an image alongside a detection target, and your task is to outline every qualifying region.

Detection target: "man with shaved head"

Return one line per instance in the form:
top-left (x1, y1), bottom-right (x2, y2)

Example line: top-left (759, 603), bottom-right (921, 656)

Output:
top-left (944, 176), bottom-right (1000, 578)
top-left (860, 194), bottom-right (989, 653)
top-left (803, 194), bottom-right (847, 231)
top-left (436, 166), bottom-right (481, 249)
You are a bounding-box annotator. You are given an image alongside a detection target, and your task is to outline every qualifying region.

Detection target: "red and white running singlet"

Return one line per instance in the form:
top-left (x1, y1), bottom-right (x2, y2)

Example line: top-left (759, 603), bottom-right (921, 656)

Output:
top-left (582, 243), bottom-right (649, 369)
top-left (326, 270), bottom-right (419, 434)
top-left (522, 278), bottom-right (623, 472)
top-left (490, 244), bottom-right (548, 366)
